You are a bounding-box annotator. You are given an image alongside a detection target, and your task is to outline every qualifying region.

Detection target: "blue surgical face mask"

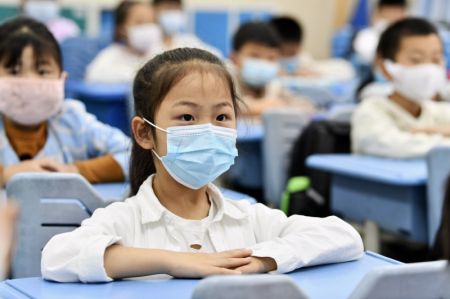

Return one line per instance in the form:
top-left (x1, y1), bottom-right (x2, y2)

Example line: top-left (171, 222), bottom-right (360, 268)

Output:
top-left (241, 58), bottom-right (279, 88)
top-left (143, 118), bottom-right (238, 190)
top-left (24, 1), bottom-right (59, 23)
top-left (158, 10), bottom-right (186, 36)
top-left (280, 56), bottom-right (300, 75)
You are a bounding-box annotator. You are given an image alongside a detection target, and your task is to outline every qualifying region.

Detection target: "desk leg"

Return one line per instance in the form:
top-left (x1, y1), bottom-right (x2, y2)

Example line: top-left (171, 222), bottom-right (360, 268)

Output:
top-left (364, 220), bottom-right (380, 253)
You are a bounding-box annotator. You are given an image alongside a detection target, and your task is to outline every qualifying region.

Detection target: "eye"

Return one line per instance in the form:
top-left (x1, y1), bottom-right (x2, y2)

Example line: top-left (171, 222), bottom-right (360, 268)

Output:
top-left (216, 114), bottom-right (228, 121)
top-left (38, 68), bottom-right (51, 76)
top-left (8, 66), bottom-right (20, 75)
top-left (180, 114), bottom-right (194, 121)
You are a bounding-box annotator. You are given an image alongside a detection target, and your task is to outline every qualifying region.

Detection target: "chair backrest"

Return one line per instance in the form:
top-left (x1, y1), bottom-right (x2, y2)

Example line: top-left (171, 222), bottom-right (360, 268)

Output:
top-left (427, 146), bottom-right (450, 246)
top-left (262, 109), bottom-right (309, 206)
top-left (60, 36), bottom-right (109, 81)
top-left (192, 275), bottom-right (309, 299)
top-left (349, 261), bottom-right (450, 299)
top-left (6, 173), bottom-right (109, 278)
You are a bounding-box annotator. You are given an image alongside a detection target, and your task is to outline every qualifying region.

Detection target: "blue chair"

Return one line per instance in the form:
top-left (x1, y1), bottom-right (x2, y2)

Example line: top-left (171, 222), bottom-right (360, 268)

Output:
top-left (349, 260), bottom-right (450, 299)
top-left (192, 275), bottom-right (309, 299)
top-left (6, 173), bottom-right (117, 278)
top-left (331, 25), bottom-right (355, 59)
top-left (60, 36), bottom-right (109, 82)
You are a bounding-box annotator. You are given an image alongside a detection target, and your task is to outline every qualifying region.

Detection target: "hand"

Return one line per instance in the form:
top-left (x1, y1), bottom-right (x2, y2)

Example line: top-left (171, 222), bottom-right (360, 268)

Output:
top-left (0, 203), bottom-right (18, 278)
top-left (2, 158), bottom-right (79, 186)
top-left (411, 127), bottom-right (450, 137)
top-left (167, 249), bottom-right (253, 278)
top-left (234, 257), bottom-right (277, 274)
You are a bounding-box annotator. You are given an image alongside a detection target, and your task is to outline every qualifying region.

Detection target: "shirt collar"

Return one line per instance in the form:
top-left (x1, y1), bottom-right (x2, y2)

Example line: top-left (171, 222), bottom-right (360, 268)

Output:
top-left (137, 175), bottom-right (247, 224)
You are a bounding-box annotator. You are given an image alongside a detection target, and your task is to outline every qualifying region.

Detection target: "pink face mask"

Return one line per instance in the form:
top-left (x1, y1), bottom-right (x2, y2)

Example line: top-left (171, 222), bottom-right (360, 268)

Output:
top-left (0, 77), bottom-right (64, 126)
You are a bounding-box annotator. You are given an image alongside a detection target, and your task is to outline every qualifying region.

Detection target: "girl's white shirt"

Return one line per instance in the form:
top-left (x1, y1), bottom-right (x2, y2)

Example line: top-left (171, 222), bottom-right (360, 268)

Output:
top-left (41, 175), bottom-right (363, 283)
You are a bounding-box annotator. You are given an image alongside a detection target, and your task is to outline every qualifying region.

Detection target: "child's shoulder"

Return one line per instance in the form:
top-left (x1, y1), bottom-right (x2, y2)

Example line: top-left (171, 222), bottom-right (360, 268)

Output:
top-left (50, 99), bottom-right (96, 128)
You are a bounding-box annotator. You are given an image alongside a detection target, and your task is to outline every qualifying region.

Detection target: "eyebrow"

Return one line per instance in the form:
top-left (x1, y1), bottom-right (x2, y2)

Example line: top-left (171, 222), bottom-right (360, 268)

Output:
top-left (172, 100), bottom-right (233, 109)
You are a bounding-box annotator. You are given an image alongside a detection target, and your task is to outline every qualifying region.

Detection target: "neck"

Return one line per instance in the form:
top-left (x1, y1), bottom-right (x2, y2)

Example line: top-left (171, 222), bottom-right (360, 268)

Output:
top-left (4, 118), bottom-right (44, 132)
top-left (239, 78), bottom-right (266, 99)
top-left (390, 92), bottom-right (422, 118)
top-left (163, 35), bottom-right (173, 47)
top-left (152, 171), bottom-right (210, 220)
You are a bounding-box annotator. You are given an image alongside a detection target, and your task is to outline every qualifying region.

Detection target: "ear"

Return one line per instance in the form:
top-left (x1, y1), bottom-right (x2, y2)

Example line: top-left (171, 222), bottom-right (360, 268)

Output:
top-left (131, 116), bottom-right (155, 150)
top-left (230, 52), bottom-right (240, 66)
top-left (375, 56), bottom-right (393, 81)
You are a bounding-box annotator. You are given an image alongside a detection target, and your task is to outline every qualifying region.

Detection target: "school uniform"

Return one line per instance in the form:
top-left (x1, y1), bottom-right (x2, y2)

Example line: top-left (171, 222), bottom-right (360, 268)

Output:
top-left (0, 100), bottom-right (130, 182)
top-left (85, 44), bottom-right (150, 84)
top-left (352, 96), bottom-right (450, 158)
top-left (41, 175), bottom-right (364, 282)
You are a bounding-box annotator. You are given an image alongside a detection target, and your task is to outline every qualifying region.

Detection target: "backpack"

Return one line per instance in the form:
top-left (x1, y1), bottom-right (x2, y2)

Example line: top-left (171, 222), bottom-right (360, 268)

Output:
top-left (283, 120), bottom-right (351, 216)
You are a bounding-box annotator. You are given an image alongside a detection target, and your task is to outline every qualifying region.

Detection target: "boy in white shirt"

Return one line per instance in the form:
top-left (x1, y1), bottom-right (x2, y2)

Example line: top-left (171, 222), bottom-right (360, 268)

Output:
top-left (352, 18), bottom-right (450, 158)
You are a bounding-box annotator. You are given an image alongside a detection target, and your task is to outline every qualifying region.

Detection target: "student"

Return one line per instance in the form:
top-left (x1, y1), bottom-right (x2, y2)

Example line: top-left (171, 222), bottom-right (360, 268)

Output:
top-left (0, 17), bottom-right (130, 186)
top-left (21, 0), bottom-right (80, 42)
top-left (149, 0), bottom-right (222, 58)
top-left (0, 204), bottom-right (17, 281)
top-left (230, 21), bottom-right (314, 117)
top-left (270, 16), bottom-right (354, 80)
top-left (352, 18), bottom-right (450, 158)
top-left (353, 0), bottom-right (408, 65)
top-left (85, 0), bottom-right (160, 83)
top-left (41, 47), bottom-right (363, 282)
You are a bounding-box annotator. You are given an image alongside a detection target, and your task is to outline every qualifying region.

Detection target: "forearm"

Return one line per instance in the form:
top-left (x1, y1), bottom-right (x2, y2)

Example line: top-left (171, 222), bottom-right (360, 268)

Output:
top-left (104, 245), bottom-right (174, 279)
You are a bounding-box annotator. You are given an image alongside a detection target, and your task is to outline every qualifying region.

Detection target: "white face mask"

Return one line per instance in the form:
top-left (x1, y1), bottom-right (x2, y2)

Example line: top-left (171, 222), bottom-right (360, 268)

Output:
top-left (384, 60), bottom-right (447, 103)
top-left (24, 1), bottom-right (59, 23)
top-left (158, 10), bottom-right (186, 36)
top-left (127, 23), bottom-right (162, 53)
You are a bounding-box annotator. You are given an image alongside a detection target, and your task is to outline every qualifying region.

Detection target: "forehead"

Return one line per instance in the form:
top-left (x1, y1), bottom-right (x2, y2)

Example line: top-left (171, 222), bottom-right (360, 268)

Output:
top-left (398, 34), bottom-right (442, 53)
top-left (127, 4), bottom-right (153, 20)
top-left (162, 71), bottom-right (233, 104)
top-left (238, 42), bottom-right (280, 55)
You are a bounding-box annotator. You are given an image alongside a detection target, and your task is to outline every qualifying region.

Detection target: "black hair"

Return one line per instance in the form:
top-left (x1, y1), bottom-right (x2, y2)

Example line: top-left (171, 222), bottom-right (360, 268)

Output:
top-left (0, 16), bottom-right (62, 72)
top-left (232, 21), bottom-right (282, 51)
top-left (270, 16), bottom-right (303, 44)
top-left (152, 0), bottom-right (182, 6)
top-left (376, 17), bottom-right (440, 61)
top-left (114, 0), bottom-right (142, 42)
top-left (378, 0), bottom-right (407, 8)
top-left (130, 48), bottom-right (240, 195)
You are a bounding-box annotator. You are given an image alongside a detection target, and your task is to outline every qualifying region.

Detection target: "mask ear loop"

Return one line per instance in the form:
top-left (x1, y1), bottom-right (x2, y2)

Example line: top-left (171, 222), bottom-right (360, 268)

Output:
top-left (142, 117), bottom-right (166, 160)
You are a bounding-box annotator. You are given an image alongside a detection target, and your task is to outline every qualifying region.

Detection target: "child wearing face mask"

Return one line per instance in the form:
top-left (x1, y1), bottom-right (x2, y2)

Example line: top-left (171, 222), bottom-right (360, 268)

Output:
top-left (41, 47), bottom-right (363, 282)
top-left (230, 21), bottom-right (315, 117)
top-left (21, 0), bottom-right (80, 42)
top-left (353, 0), bottom-right (408, 66)
top-left (0, 17), bottom-right (130, 186)
top-left (85, 0), bottom-right (161, 84)
top-left (270, 16), bottom-right (355, 81)
top-left (352, 18), bottom-right (450, 158)
top-left (148, 0), bottom-right (222, 58)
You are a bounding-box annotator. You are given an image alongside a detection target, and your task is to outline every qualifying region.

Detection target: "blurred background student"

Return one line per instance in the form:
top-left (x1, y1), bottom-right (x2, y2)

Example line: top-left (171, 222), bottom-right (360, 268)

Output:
top-left (353, 0), bottom-right (408, 66)
top-left (229, 21), bottom-right (315, 118)
top-left (352, 18), bottom-right (450, 159)
top-left (270, 16), bottom-right (354, 81)
top-left (149, 0), bottom-right (222, 57)
top-left (85, 0), bottom-right (159, 83)
top-left (0, 17), bottom-right (130, 186)
top-left (21, 0), bottom-right (80, 42)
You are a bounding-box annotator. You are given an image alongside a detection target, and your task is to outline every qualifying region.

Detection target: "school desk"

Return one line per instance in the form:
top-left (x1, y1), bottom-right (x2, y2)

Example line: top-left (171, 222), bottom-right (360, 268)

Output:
top-left (0, 252), bottom-right (399, 299)
top-left (306, 154), bottom-right (427, 243)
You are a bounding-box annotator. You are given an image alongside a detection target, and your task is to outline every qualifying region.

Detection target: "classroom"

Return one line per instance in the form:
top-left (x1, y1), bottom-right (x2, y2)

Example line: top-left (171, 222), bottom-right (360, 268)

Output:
top-left (0, 0), bottom-right (449, 298)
